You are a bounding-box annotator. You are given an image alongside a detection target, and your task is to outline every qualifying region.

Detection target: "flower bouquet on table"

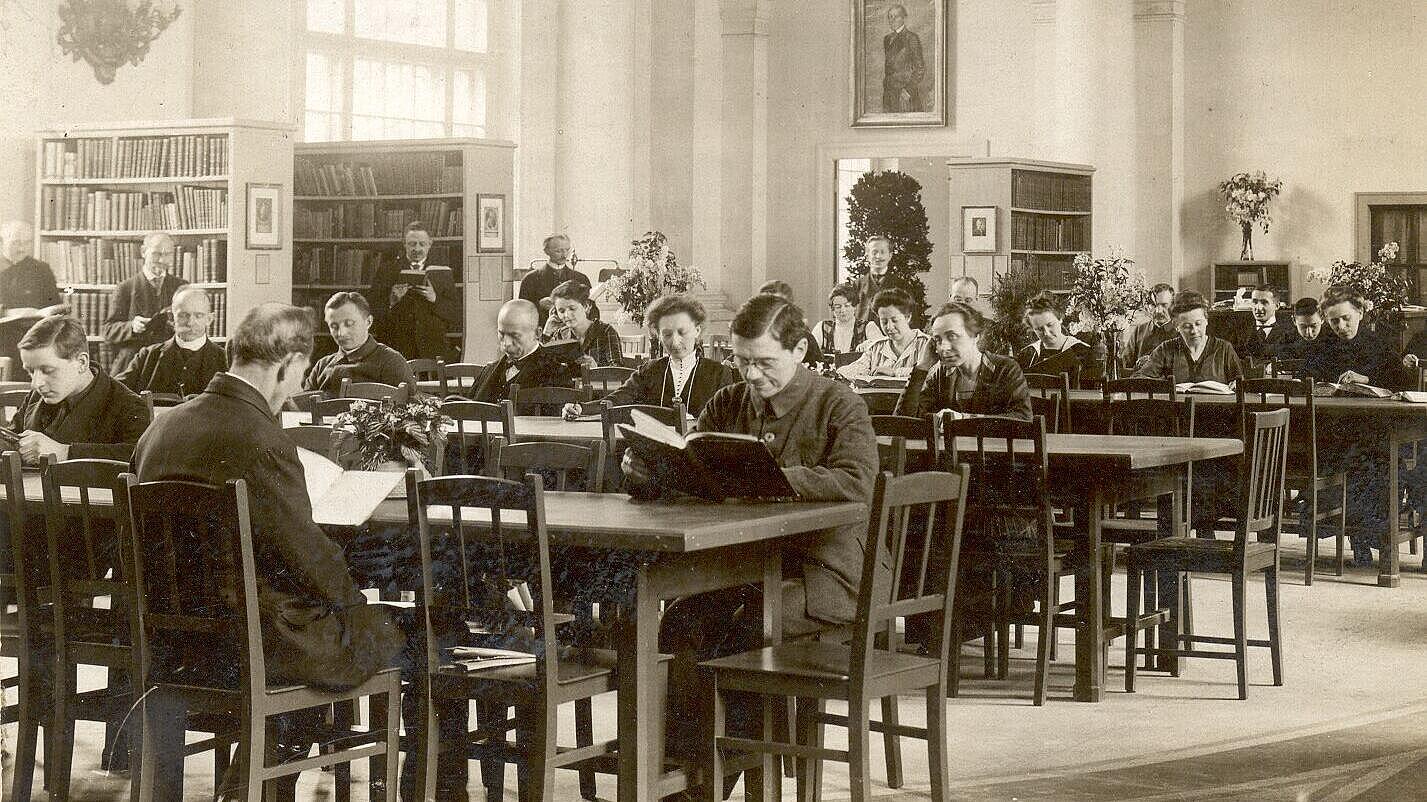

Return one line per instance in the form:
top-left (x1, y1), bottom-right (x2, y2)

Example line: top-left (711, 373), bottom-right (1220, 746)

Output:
top-left (1308, 242), bottom-right (1410, 332)
top-left (606, 231), bottom-right (705, 357)
top-left (1218, 171), bottom-right (1283, 260)
top-left (333, 396), bottom-right (451, 490)
top-left (1064, 250), bottom-right (1149, 379)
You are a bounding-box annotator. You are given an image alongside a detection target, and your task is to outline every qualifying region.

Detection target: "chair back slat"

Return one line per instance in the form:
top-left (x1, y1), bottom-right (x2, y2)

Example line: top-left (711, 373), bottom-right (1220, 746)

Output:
top-left (119, 475), bottom-right (262, 697)
top-left (407, 358), bottom-right (442, 382)
top-left (41, 460), bottom-right (130, 648)
top-left (414, 474), bottom-right (560, 695)
top-left (1237, 408), bottom-right (1291, 555)
top-left (582, 365), bottom-right (636, 393)
top-left (1104, 396), bottom-right (1196, 438)
top-left (859, 389), bottom-right (901, 416)
top-left (443, 400), bottom-right (515, 475)
top-left (0, 389), bottom-right (31, 423)
top-left (283, 424), bottom-right (337, 460)
top-left (439, 362), bottom-right (487, 397)
top-left (0, 452), bottom-right (39, 650)
top-left (493, 440), bottom-right (606, 492)
top-left (1029, 397), bottom-right (1061, 434)
top-left (338, 378), bottom-right (412, 405)
top-left (1237, 377), bottom-right (1318, 468)
top-left (871, 415), bottom-right (934, 475)
top-left (1103, 376), bottom-right (1177, 401)
top-left (937, 413), bottom-right (1052, 524)
top-left (311, 397), bottom-right (356, 424)
top-left (510, 383), bottom-right (591, 415)
top-left (1024, 371), bottom-right (1074, 432)
top-left (850, 468), bottom-right (970, 686)
top-left (602, 403), bottom-right (688, 442)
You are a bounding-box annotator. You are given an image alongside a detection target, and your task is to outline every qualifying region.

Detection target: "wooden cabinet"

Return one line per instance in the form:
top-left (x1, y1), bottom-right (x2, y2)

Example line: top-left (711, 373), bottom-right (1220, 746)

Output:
top-left (1210, 260), bottom-right (1291, 306)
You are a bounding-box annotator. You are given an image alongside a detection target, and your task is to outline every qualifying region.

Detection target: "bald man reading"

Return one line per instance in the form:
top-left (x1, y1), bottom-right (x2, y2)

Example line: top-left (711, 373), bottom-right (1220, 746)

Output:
top-left (468, 299), bottom-right (573, 409)
top-left (116, 285), bottom-right (226, 397)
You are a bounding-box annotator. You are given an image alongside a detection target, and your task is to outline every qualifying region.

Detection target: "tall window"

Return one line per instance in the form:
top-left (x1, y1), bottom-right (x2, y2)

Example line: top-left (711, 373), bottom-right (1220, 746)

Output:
top-left (301, 0), bottom-right (500, 141)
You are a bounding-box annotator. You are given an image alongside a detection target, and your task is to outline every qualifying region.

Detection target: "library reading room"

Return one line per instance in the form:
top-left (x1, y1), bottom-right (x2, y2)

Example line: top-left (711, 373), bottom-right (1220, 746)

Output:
top-left (2, 1), bottom-right (1427, 800)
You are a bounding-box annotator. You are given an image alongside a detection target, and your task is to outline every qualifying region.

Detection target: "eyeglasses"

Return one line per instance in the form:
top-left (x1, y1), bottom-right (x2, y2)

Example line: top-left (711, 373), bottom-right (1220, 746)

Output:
top-left (829, 303), bottom-right (853, 312)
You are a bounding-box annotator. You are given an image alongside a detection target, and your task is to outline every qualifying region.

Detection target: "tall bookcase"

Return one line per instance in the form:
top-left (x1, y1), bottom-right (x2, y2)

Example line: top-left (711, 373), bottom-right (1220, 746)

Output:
top-left (946, 158), bottom-right (1094, 293)
top-left (292, 138), bottom-right (515, 362)
top-left (34, 118), bottom-right (294, 370)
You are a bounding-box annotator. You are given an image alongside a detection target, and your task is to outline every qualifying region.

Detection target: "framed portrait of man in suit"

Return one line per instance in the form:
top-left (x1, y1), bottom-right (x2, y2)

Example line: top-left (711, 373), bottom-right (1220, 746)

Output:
top-left (851, 0), bottom-right (949, 128)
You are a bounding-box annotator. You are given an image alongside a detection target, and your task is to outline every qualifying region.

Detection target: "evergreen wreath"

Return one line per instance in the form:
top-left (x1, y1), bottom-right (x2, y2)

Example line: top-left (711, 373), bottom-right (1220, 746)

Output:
top-left (841, 170), bottom-right (932, 319)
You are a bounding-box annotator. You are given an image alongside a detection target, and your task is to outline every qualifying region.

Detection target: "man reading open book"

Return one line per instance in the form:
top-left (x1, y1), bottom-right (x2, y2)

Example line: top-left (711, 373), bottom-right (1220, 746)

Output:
top-left (621, 292), bottom-right (878, 765)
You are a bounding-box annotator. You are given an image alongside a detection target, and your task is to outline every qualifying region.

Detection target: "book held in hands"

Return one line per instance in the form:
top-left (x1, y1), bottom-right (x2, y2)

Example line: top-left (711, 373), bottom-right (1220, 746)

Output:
top-left (617, 409), bottom-right (797, 502)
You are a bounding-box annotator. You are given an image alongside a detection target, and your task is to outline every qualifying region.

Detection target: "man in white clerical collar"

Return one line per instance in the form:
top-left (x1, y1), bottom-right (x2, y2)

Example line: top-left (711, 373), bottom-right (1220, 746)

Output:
top-left (171, 286), bottom-right (211, 351)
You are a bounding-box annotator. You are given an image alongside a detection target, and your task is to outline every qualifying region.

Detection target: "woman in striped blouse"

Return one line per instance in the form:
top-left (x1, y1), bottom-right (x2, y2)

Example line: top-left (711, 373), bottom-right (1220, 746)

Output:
top-left (543, 279), bottom-right (623, 368)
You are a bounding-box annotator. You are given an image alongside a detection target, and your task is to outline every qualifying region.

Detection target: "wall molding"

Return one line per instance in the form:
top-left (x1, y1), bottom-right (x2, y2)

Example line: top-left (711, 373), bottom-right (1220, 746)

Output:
top-left (1133, 0), bottom-right (1185, 22)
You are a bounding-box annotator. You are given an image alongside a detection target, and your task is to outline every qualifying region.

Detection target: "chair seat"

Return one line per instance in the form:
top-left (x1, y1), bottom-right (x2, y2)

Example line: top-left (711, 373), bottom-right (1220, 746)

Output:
top-left (702, 640), bottom-right (939, 686)
top-left (1126, 537), bottom-right (1277, 573)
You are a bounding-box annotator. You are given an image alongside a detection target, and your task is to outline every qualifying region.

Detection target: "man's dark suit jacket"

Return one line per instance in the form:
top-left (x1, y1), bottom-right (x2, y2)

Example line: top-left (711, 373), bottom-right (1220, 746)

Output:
top-left (115, 337), bottom-right (227, 396)
top-left (853, 271), bottom-right (916, 326)
top-left (303, 335), bottom-right (415, 395)
top-left (469, 344), bottom-right (573, 413)
top-left (518, 264), bottom-right (590, 327)
top-left (368, 262), bottom-right (460, 360)
top-left (1240, 316), bottom-right (1298, 361)
top-left (882, 28), bottom-right (926, 112)
top-left (10, 369), bottom-right (149, 461)
top-left (101, 272), bottom-right (188, 374)
top-left (132, 372), bottom-right (404, 689)
top-left (0, 257), bottom-right (60, 310)
top-left (600, 356), bottom-right (736, 414)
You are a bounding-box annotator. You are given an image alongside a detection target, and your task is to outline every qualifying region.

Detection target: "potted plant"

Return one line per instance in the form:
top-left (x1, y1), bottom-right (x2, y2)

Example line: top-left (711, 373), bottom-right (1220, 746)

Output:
top-left (1218, 171), bottom-right (1283, 261)
top-left (981, 269), bottom-right (1048, 357)
top-left (1064, 251), bottom-right (1148, 380)
top-left (333, 396), bottom-right (450, 488)
top-left (1309, 242), bottom-right (1410, 333)
top-left (606, 231), bottom-right (705, 356)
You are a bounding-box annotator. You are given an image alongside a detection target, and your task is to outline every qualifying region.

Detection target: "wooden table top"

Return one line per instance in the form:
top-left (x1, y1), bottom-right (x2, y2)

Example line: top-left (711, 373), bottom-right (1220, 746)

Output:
top-left (941, 433), bottom-right (1242, 471)
top-left (1065, 388), bottom-right (1427, 418)
top-left (368, 492), bottom-right (867, 553)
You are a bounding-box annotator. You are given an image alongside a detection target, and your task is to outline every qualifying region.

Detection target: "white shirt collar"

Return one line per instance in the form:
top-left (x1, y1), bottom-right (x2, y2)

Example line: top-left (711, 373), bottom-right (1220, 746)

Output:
top-left (227, 370), bottom-right (264, 397)
top-left (174, 334), bottom-right (208, 352)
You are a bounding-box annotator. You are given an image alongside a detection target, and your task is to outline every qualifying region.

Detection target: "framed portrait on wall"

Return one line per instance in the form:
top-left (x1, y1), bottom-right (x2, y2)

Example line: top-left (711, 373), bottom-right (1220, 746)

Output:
top-left (245, 183), bottom-right (282, 250)
top-left (851, 0), bottom-right (949, 128)
top-left (962, 206), bottom-right (997, 253)
top-left (476, 194), bottom-right (506, 253)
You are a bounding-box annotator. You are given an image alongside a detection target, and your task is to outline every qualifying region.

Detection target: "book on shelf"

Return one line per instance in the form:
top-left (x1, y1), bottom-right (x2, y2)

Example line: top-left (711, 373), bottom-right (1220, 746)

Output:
top-left (1175, 380), bottom-right (1235, 395)
top-left (295, 153), bottom-right (461, 197)
top-left (1010, 213), bottom-right (1089, 252)
top-left (616, 409), bottom-right (797, 502)
top-left (294, 200), bottom-right (460, 238)
top-left (40, 185), bottom-right (228, 231)
top-left (42, 134), bottom-right (228, 180)
top-left (43, 238), bottom-right (225, 285)
top-left (1010, 170), bottom-right (1091, 211)
top-left (295, 446), bottom-right (404, 527)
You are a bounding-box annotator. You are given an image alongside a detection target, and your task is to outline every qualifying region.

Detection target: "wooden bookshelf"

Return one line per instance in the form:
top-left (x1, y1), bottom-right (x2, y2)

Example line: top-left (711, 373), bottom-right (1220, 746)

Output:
top-left (292, 138), bottom-right (515, 361)
top-left (1210, 261), bottom-right (1292, 305)
top-left (35, 118), bottom-right (293, 369)
top-left (946, 158), bottom-right (1094, 294)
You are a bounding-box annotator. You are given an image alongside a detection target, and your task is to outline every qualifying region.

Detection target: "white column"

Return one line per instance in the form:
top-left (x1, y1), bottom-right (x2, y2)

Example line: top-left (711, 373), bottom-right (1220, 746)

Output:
top-left (689, 0), bottom-right (725, 298)
top-left (718, 0), bottom-right (768, 304)
top-left (1134, 0), bottom-right (1186, 285)
top-left (1028, 0), bottom-right (1058, 153)
top-left (516, 0), bottom-right (560, 272)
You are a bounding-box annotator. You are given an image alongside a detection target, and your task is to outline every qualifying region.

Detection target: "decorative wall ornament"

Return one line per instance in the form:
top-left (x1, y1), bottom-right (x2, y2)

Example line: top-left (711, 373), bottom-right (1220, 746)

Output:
top-left (56, 0), bottom-right (181, 85)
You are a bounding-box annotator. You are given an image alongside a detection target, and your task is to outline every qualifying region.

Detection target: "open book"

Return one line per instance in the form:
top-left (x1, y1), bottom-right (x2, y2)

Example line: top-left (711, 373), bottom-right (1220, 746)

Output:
top-left (1398, 391), bottom-right (1427, 403)
top-left (1313, 382), bottom-right (1394, 399)
top-left (1175, 380), bottom-right (1235, 395)
top-left (617, 409), bottom-right (797, 501)
top-left (849, 375), bottom-right (908, 389)
top-left (448, 646), bottom-right (536, 672)
top-left (397, 264), bottom-right (451, 286)
top-left (296, 447), bottom-right (405, 527)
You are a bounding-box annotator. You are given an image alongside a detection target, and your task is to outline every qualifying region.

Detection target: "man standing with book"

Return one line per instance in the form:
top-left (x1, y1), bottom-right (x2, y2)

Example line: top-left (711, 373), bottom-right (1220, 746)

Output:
top-left (102, 231), bottom-right (188, 375)
top-left (519, 233), bottom-right (589, 328)
top-left (369, 220), bottom-right (459, 360)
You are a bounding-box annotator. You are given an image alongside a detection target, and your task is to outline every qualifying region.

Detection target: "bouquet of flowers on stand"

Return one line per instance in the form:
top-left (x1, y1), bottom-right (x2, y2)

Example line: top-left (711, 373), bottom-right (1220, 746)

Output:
top-left (1219, 171), bottom-right (1283, 261)
top-left (607, 231), bottom-right (705, 356)
top-left (333, 395), bottom-right (451, 478)
top-left (1309, 242), bottom-right (1410, 331)
top-left (1064, 251), bottom-right (1149, 380)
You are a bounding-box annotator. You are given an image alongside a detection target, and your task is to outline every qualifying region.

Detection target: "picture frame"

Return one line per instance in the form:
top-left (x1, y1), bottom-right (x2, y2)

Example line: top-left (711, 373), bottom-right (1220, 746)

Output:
top-left (476, 194), bottom-right (506, 253)
top-left (962, 206), bottom-right (997, 253)
top-left (851, 0), bottom-right (950, 128)
top-left (244, 183), bottom-right (282, 250)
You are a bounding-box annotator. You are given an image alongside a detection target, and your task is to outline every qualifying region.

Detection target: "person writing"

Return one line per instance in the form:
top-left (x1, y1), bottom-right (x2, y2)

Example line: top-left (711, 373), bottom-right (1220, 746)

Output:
top-left (303, 291), bottom-right (416, 395)
top-left (101, 231), bottom-right (188, 375)
top-left (1122, 283), bottom-right (1177, 372)
top-left (1132, 292), bottom-right (1243, 385)
top-left (1016, 296), bottom-right (1096, 382)
top-left (838, 288), bottom-right (929, 379)
top-left (816, 282), bottom-right (881, 354)
top-left (895, 301), bottom-right (1032, 420)
top-left (368, 220), bottom-right (459, 360)
top-left (1307, 286), bottom-right (1401, 388)
top-left (621, 292), bottom-right (878, 763)
top-left (519, 234), bottom-right (589, 328)
top-left (542, 279), bottom-right (623, 368)
top-left (116, 285), bottom-right (227, 397)
top-left (561, 294), bottom-right (735, 418)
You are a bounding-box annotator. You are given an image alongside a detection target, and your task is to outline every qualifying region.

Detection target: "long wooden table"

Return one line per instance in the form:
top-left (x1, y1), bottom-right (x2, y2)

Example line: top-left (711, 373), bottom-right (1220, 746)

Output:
top-left (1066, 388), bottom-right (1427, 587)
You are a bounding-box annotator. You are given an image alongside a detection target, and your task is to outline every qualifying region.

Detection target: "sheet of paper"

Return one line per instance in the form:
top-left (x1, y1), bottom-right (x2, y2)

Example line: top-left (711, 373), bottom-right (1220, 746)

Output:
top-left (297, 446), bottom-right (404, 527)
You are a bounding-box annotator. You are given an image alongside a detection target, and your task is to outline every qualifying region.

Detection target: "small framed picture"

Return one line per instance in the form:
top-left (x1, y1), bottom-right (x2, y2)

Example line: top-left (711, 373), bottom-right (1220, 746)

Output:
top-left (962, 206), bottom-right (997, 253)
top-left (245, 183), bottom-right (282, 250)
top-left (477, 194), bottom-right (506, 253)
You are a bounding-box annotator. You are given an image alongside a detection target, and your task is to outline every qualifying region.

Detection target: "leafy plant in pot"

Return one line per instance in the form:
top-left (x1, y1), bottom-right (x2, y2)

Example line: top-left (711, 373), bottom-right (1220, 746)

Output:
top-left (333, 396), bottom-right (450, 496)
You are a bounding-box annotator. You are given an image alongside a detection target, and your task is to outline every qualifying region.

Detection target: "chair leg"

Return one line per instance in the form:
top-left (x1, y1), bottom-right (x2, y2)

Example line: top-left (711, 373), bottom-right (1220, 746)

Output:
top-left (1338, 483), bottom-right (1348, 577)
top-left (332, 701), bottom-right (352, 802)
top-left (138, 692), bottom-right (188, 802)
top-left (948, 621), bottom-right (962, 698)
top-left (926, 683), bottom-right (949, 802)
top-left (1305, 486), bottom-right (1318, 586)
top-left (1265, 565), bottom-right (1283, 687)
top-left (9, 712), bottom-right (37, 802)
top-left (1034, 575), bottom-right (1053, 706)
top-left (846, 699), bottom-right (873, 802)
top-left (1232, 571), bottom-right (1248, 700)
top-left (705, 674), bottom-right (726, 802)
top-left (996, 575), bottom-right (1010, 680)
top-left (213, 743), bottom-right (230, 802)
top-left (1048, 575), bottom-right (1060, 662)
top-left (1141, 569), bottom-right (1158, 670)
top-left (575, 697), bottom-right (597, 799)
top-left (794, 696), bottom-right (824, 802)
top-left (1125, 563), bottom-right (1141, 693)
top-left (475, 701), bottom-right (507, 801)
top-left (879, 693), bottom-right (903, 787)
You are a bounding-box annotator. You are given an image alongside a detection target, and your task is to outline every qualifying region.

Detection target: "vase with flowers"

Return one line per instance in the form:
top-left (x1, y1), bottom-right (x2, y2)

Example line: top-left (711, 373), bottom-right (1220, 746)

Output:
top-left (333, 396), bottom-right (450, 494)
top-left (1064, 250), bottom-right (1149, 381)
top-left (606, 231), bottom-right (705, 358)
top-left (1218, 171), bottom-right (1284, 261)
top-left (1308, 242), bottom-right (1410, 333)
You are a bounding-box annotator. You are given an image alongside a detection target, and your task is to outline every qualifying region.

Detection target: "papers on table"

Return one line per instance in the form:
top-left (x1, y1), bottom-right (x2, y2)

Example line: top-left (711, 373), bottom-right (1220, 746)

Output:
top-left (1398, 391), bottom-right (1427, 404)
top-left (296, 447), bottom-right (404, 527)
top-left (449, 646), bottom-right (536, 671)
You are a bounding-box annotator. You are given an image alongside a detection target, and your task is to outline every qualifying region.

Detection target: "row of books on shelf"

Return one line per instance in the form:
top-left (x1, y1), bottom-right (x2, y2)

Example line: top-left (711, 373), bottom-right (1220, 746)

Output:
top-left (1010, 170), bottom-right (1091, 211)
top-left (293, 244), bottom-right (457, 286)
top-left (295, 155), bottom-right (462, 196)
top-left (41, 185), bottom-right (228, 231)
top-left (294, 201), bottom-right (461, 239)
top-left (41, 135), bottom-right (229, 179)
top-left (1011, 214), bottom-right (1089, 252)
top-left (1008, 254), bottom-right (1073, 290)
top-left (43, 238), bottom-right (227, 286)
top-left (67, 288), bottom-right (228, 339)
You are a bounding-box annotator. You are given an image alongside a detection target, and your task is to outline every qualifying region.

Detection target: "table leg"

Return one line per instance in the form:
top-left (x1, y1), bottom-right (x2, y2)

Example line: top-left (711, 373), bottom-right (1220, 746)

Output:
top-left (1074, 493), bottom-right (1105, 702)
top-left (1382, 427), bottom-right (1402, 588)
top-left (1153, 480), bottom-right (1183, 674)
top-left (617, 570), bottom-right (663, 802)
top-left (744, 552), bottom-right (783, 802)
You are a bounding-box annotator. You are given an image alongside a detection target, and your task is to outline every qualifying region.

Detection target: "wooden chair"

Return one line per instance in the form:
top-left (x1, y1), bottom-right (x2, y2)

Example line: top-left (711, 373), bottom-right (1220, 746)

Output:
top-left (493, 440), bottom-right (607, 492)
top-left (1238, 377), bottom-right (1347, 584)
top-left (287, 389), bottom-right (326, 416)
top-left (618, 334), bottom-right (648, 361)
top-left (283, 424), bottom-right (337, 460)
top-left (939, 414), bottom-right (1065, 705)
top-left (1269, 358), bottom-right (1305, 379)
top-left (859, 389), bottom-right (902, 416)
top-left (1103, 376), bottom-right (1177, 401)
top-left (871, 414), bottom-right (934, 477)
top-left (1024, 372), bottom-right (1073, 433)
top-left (510, 382), bottom-right (591, 416)
top-left (582, 365), bottom-right (635, 393)
top-left (444, 400), bottom-right (515, 474)
top-left (701, 467), bottom-right (970, 802)
top-left (1124, 407), bottom-right (1290, 700)
top-left (407, 358), bottom-right (443, 383)
top-left (311, 397), bottom-right (358, 424)
top-left (3, 450), bottom-right (51, 802)
top-left (119, 475), bottom-right (401, 802)
top-left (337, 378), bottom-right (411, 405)
top-left (439, 361), bottom-right (486, 397)
top-left (0, 388), bottom-right (31, 422)
top-left (410, 474), bottom-right (623, 802)
top-left (139, 390), bottom-right (185, 410)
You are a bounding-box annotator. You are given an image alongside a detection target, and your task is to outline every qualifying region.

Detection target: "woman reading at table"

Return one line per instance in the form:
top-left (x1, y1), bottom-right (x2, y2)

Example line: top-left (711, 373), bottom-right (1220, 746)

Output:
top-left (1017, 295), bottom-right (1097, 384)
top-left (894, 301), bottom-right (1033, 420)
top-left (621, 292), bottom-right (878, 763)
top-left (838, 288), bottom-right (929, 380)
top-left (542, 278), bottom-right (623, 368)
top-left (1132, 292), bottom-right (1243, 385)
top-left (817, 281), bottom-right (881, 355)
top-left (560, 293), bottom-right (736, 418)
